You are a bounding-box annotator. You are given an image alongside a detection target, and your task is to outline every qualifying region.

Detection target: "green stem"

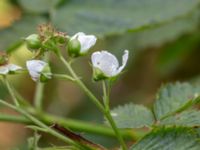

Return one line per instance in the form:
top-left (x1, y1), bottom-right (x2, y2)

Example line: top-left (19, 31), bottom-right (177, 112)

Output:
top-left (0, 99), bottom-right (88, 150)
top-left (3, 77), bottom-right (20, 106)
top-left (34, 82), bottom-right (45, 111)
top-left (58, 55), bottom-right (127, 149)
top-left (0, 112), bottom-right (142, 139)
top-left (34, 54), bottom-right (49, 111)
top-left (102, 81), bottom-right (127, 150)
top-left (0, 114), bottom-right (29, 124)
top-left (40, 113), bottom-right (139, 139)
top-left (53, 74), bottom-right (75, 82)
top-left (102, 81), bottom-right (109, 110)
top-left (58, 55), bottom-right (105, 113)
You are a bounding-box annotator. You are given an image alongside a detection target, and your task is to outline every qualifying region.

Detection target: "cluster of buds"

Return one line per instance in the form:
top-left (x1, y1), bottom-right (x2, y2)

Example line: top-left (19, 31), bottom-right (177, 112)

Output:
top-left (23, 24), bottom-right (129, 82)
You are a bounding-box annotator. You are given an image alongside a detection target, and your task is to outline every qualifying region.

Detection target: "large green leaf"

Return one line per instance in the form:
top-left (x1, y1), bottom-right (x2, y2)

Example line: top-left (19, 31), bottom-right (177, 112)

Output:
top-left (130, 127), bottom-right (200, 150)
top-left (108, 103), bottom-right (155, 128)
top-left (0, 15), bottom-right (46, 51)
top-left (160, 110), bottom-right (200, 127)
top-left (52, 0), bottom-right (200, 35)
top-left (153, 82), bottom-right (200, 120)
top-left (101, 13), bottom-right (200, 56)
top-left (133, 11), bottom-right (200, 50)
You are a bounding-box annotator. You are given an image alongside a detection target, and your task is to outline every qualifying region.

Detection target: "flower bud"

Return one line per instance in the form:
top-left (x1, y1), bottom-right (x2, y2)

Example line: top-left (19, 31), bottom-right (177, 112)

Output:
top-left (67, 38), bottom-right (81, 57)
top-left (67, 32), bottom-right (97, 57)
top-left (25, 34), bottom-right (41, 51)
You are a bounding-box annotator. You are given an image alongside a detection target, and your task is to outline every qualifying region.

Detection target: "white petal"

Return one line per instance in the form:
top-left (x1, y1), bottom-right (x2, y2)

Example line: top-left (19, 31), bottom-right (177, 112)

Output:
top-left (26, 60), bottom-right (47, 81)
top-left (71, 32), bottom-right (85, 40)
top-left (71, 32), bottom-right (97, 53)
top-left (115, 50), bottom-right (129, 75)
top-left (91, 51), bottom-right (119, 77)
top-left (0, 66), bottom-right (9, 75)
top-left (7, 64), bottom-right (22, 71)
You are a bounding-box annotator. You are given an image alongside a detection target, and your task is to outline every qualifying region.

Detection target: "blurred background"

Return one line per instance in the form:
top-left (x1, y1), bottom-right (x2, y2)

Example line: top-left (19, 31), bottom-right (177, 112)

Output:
top-left (0, 0), bottom-right (200, 149)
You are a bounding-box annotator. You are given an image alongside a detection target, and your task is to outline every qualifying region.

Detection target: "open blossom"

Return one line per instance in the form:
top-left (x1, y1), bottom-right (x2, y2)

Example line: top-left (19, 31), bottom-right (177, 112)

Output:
top-left (0, 64), bottom-right (22, 75)
top-left (68, 32), bottom-right (97, 56)
top-left (91, 50), bottom-right (129, 80)
top-left (26, 60), bottom-right (51, 82)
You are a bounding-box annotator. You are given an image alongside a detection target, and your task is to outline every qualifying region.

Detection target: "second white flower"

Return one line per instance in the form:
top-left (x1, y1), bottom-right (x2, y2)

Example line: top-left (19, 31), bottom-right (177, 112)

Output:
top-left (91, 50), bottom-right (129, 80)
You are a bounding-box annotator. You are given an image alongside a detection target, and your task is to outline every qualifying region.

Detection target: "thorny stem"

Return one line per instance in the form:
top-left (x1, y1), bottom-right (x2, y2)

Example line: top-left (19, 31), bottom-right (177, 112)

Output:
top-left (58, 55), bottom-right (127, 150)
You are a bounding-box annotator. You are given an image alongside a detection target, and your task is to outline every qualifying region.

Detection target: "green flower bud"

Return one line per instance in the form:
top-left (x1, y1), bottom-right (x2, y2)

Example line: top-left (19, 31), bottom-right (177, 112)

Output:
top-left (67, 38), bottom-right (81, 57)
top-left (26, 34), bottom-right (41, 51)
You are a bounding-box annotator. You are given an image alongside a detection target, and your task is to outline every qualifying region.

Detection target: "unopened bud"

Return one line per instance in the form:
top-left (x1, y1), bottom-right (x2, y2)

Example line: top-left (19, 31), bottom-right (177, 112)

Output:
top-left (25, 34), bottom-right (41, 51)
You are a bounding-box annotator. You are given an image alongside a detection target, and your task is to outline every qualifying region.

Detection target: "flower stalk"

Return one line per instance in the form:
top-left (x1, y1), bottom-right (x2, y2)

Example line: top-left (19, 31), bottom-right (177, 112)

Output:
top-left (58, 54), bottom-right (127, 150)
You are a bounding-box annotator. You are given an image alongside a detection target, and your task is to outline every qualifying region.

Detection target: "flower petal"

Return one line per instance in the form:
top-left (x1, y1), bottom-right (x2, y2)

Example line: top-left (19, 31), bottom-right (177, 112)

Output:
top-left (26, 60), bottom-right (47, 81)
top-left (7, 64), bottom-right (22, 71)
top-left (71, 32), bottom-right (97, 53)
top-left (91, 51), bottom-right (119, 77)
top-left (115, 50), bottom-right (129, 75)
top-left (0, 66), bottom-right (9, 75)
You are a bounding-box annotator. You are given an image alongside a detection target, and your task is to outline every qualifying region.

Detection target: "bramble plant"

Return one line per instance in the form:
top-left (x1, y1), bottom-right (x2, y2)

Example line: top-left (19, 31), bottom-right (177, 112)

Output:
top-left (1, 24), bottom-right (200, 150)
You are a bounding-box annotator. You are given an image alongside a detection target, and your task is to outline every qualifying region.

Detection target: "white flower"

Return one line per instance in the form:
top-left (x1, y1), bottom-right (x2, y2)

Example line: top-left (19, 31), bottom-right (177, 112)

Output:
top-left (70, 32), bottom-right (97, 54)
top-left (26, 60), bottom-right (51, 82)
top-left (91, 50), bottom-right (129, 80)
top-left (0, 64), bottom-right (22, 75)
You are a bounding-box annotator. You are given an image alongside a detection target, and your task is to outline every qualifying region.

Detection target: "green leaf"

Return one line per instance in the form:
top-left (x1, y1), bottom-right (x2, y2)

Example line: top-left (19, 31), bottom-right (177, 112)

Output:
top-left (0, 15), bottom-right (46, 51)
top-left (130, 127), bottom-right (200, 150)
top-left (52, 0), bottom-right (200, 35)
top-left (133, 11), bottom-right (200, 50)
top-left (153, 82), bottom-right (200, 120)
top-left (160, 110), bottom-right (200, 127)
top-left (109, 103), bottom-right (155, 128)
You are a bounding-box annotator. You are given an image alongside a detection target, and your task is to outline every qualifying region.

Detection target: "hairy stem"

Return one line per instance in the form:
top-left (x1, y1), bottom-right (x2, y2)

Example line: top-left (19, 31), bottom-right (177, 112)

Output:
top-left (58, 55), bottom-right (105, 113)
top-left (102, 81), bottom-right (127, 150)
